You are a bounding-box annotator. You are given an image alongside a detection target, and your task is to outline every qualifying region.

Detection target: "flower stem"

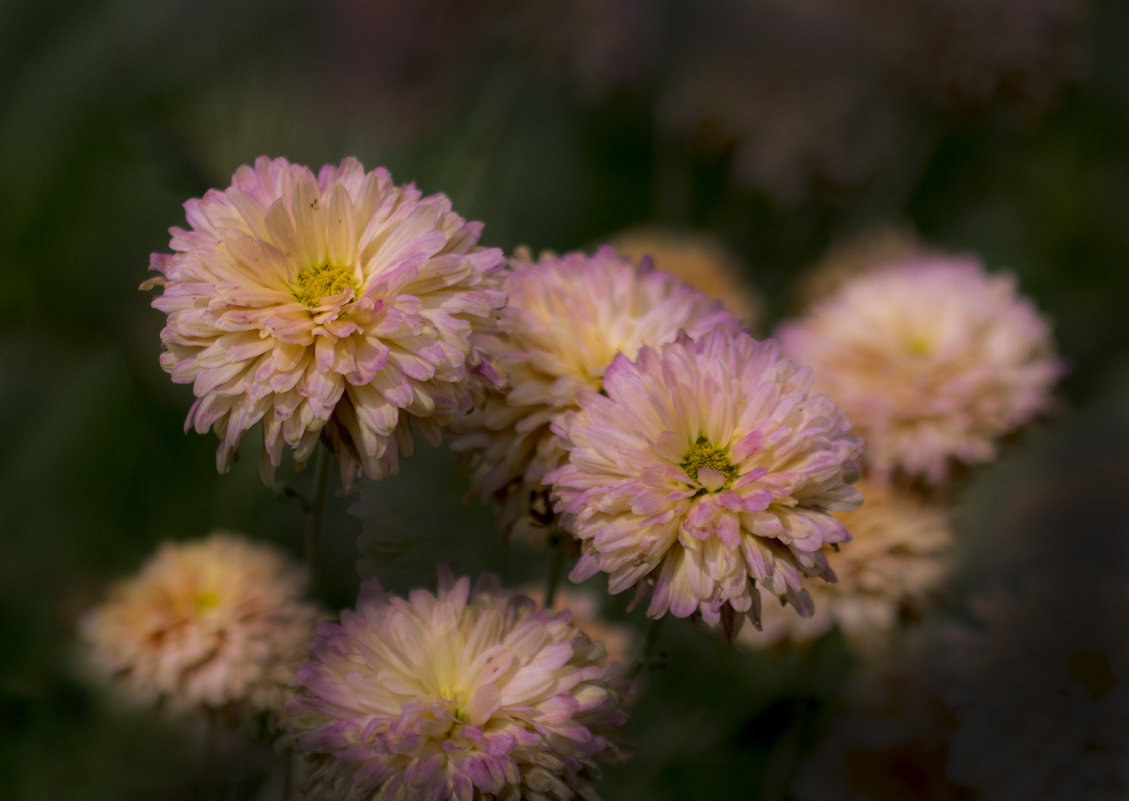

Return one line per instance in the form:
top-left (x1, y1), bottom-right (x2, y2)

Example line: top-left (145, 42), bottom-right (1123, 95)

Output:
top-left (544, 531), bottom-right (568, 608)
top-left (631, 616), bottom-right (665, 679)
top-left (306, 446), bottom-right (332, 594)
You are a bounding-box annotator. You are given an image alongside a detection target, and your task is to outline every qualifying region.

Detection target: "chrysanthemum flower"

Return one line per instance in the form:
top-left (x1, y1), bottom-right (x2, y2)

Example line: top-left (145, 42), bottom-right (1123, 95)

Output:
top-left (144, 156), bottom-right (506, 489)
top-left (778, 256), bottom-right (1062, 484)
top-left (283, 569), bottom-right (630, 801)
top-left (450, 245), bottom-right (742, 544)
top-left (80, 532), bottom-right (321, 721)
top-left (738, 480), bottom-right (952, 655)
top-left (546, 329), bottom-right (863, 634)
top-left (609, 226), bottom-right (761, 327)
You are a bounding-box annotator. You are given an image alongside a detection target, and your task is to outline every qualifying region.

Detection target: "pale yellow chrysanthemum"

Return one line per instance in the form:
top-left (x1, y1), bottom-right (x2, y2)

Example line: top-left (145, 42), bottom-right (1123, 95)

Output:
top-left (548, 330), bottom-right (863, 634)
top-left (144, 156), bottom-right (506, 490)
top-left (738, 480), bottom-right (952, 655)
top-left (283, 569), bottom-right (631, 801)
top-left (609, 227), bottom-right (761, 327)
top-left (779, 256), bottom-right (1063, 484)
top-left (80, 533), bottom-right (322, 723)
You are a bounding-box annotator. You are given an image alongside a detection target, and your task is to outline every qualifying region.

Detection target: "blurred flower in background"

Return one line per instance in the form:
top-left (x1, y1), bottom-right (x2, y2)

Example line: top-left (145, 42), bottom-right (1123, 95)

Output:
top-left (283, 569), bottom-right (631, 801)
top-left (79, 533), bottom-right (322, 736)
top-left (739, 479), bottom-right (952, 656)
top-left (609, 226), bottom-right (762, 329)
top-left (778, 254), bottom-right (1063, 485)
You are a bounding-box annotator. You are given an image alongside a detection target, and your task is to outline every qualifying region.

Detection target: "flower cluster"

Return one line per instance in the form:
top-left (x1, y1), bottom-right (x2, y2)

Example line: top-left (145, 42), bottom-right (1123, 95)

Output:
top-left (283, 569), bottom-right (630, 801)
top-left (778, 255), bottom-right (1062, 484)
top-left (144, 156), bottom-right (506, 489)
top-left (451, 245), bottom-right (742, 543)
top-left (547, 330), bottom-right (863, 634)
top-left (80, 532), bottom-right (321, 721)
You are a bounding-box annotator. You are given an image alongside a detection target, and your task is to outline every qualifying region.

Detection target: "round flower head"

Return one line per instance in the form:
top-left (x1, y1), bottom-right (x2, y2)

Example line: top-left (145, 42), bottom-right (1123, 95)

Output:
top-left (283, 569), bottom-right (630, 801)
top-left (739, 480), bottom-right (952, 655)
top-left (609, 226), bottom-right (761, 327)
top-left (80, 532), bottom-right (322, 723)
top-left (778, 256), bottom-right (1063, 485)
top-left (546, 329), bottom-right (864, 636)
top-left (450, 245), bottom-right (742, 544)
top-left (144, 156), bottom-right (506, 489)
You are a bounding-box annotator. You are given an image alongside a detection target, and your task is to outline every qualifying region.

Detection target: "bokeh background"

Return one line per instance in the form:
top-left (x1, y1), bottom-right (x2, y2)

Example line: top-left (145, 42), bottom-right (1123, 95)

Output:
top-left (3, 0), bottom-right (1128, 798)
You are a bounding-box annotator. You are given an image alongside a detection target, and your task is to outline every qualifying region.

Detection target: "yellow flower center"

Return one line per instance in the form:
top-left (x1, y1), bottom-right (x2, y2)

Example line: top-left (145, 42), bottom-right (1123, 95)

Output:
top-left (292, 263), bottom-right (359, 307)
top-left (906, 335), bottom-right (933, 356)
top-left (193, 591), bottom-right (219, 610)
top-left (680, 435), bottom-right (737, 493)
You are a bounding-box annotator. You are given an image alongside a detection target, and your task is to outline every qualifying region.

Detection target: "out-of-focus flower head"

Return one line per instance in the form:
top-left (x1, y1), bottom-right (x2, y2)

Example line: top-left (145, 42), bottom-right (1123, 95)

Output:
top-left (450, 245), bottom-right (742, 546)
top-left (738, 479), bottom-right (952, 656)
top-left (905, 0), bottom-right (1088, 116)
top-left (778, 254), bottom-right (1063, 485)
top-left (283, 568), bottom-right (631, 801)
top-left (659, 0), bottom-right (908, 205)
top-left (144, 156), bottom-right (506, 490)
top-left (794, 224), bottom-right (926, 306)
top-left (610, 226), bottom-right (761, 328)
top-left (547, 329), bottom-right (863, 638)
top-left (80, 533), bottom-right (321, 726)
top-left (939, 577), bottom-right (1129, 801)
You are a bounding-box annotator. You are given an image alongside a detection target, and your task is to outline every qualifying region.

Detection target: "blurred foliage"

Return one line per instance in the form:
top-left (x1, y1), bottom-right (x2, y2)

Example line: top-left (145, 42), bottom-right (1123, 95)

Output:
top-left (2, 0), bottom-right (1127, 799)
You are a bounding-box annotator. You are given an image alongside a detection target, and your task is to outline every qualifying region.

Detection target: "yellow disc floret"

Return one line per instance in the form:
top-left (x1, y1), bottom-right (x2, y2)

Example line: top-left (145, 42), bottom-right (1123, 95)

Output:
top-left (680, 435), bottom-right (737, 492)
top-left (292, 263), bottom-right (359, 308)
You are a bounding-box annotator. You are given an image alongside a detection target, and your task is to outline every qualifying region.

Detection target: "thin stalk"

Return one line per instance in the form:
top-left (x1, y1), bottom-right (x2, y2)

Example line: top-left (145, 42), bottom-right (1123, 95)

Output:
top-left (544, 532), bottom-right (568, 608)
top-left (306, 447), bottom-right (332, 594)
top-left (630, 616), bottom-right (666, 679)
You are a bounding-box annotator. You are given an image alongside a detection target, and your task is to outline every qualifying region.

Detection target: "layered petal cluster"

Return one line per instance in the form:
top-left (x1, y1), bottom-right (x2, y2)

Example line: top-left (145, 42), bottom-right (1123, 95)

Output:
top-left (546, 330), bottom-right (863, 633)
top-left (450, 245), bottom-right (742, 543)
top-left (739, 480), bottom-right (952, 655)
top-left (80, 533), bottom-right (321, 719)
top-left (144, 156), bottom-right (506, 489)
top-left (283, 570), bottom-right (630, 801)
top-left (778, 256), bottom-right (1062, 484)
top-left (610, 226), bottom-right (761, 327)
top-left (517, 584), bottom-right (640, 674)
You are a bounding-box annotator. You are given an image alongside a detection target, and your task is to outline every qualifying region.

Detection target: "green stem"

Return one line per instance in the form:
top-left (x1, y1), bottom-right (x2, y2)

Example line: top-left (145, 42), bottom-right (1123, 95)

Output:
top-left (631, 616), bottom-right (665, 679)
top-left (544, 532), bottom-right (568, 608)
top-left (306, 447), bottom-right (332, 594)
